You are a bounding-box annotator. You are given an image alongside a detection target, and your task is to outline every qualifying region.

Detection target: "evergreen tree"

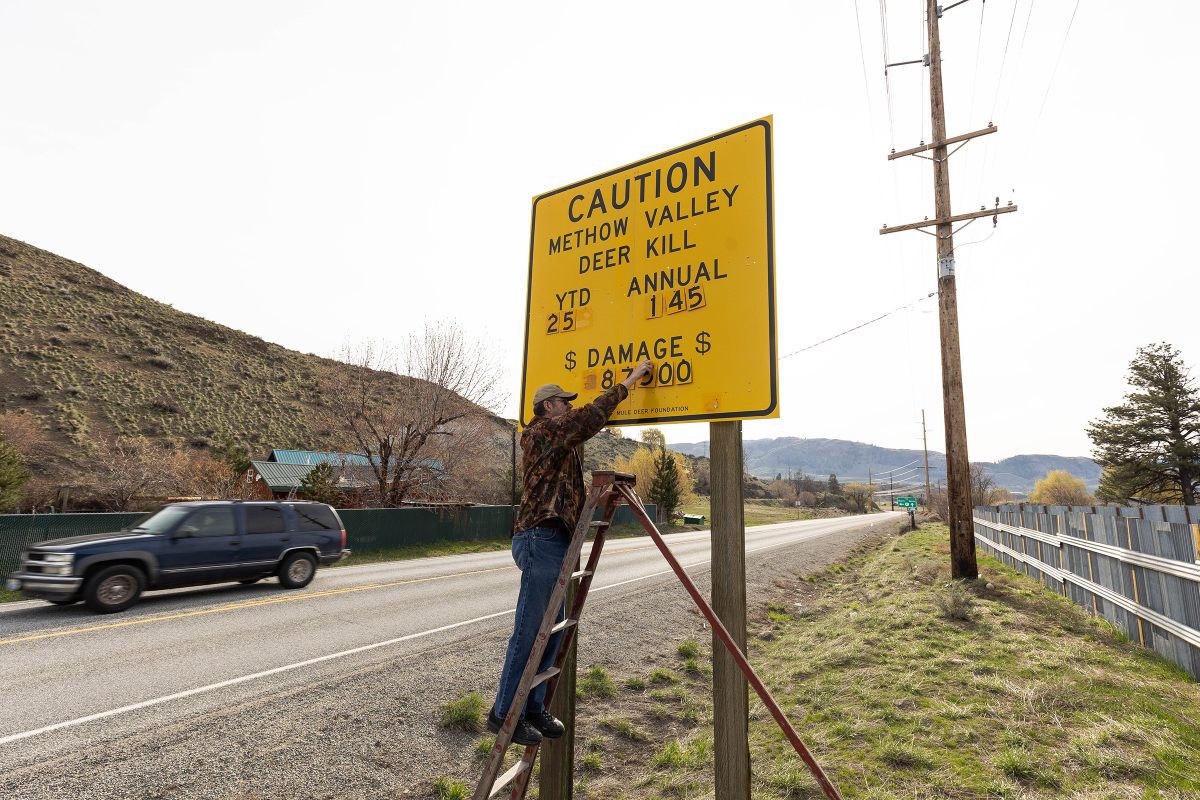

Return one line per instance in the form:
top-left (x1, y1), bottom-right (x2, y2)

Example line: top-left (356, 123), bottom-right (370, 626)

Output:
top-left (299, 463), bottom-right (346, 507)
top-left (1087, 343), bottom-right (1200, 504)
top-left (649, 446), bottom-right (682, 523)
top-left (0, 436), bottom-right (31, 512)
top-left (827, 474), bottom-right (841, 495)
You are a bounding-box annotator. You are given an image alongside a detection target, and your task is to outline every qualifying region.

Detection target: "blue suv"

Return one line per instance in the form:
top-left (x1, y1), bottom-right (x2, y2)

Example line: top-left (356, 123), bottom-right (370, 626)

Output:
top-left (5, 501), bottom-right (351, 613)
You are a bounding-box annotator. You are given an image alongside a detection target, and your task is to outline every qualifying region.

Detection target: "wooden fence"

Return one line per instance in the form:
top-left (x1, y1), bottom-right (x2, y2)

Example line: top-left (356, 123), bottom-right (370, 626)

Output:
top-left (973, 503), bottom-right (1200, 680)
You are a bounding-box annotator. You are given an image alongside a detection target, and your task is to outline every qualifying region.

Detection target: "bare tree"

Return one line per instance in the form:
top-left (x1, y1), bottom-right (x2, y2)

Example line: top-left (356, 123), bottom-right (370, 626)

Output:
top-left (162, 449), bottom-right (240, 499)
top-left (332, 323), bottom-right (505, 507)
top-left (768, 479), bottom-right (798, 505)
top-left (84, 437), bottom-right (167, 511)
top-left (931, 463), bottom-right (1005, 521)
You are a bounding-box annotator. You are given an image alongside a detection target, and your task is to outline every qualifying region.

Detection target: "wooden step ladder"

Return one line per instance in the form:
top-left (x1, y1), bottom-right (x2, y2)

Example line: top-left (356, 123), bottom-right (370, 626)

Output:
top-left (473, 471), bottom-right (843, 800)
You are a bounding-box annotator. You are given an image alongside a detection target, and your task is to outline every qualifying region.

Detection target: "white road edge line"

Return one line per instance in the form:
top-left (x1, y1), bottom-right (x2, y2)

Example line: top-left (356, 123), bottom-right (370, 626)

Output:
top-left (0, 524), bottom-right (854, 746)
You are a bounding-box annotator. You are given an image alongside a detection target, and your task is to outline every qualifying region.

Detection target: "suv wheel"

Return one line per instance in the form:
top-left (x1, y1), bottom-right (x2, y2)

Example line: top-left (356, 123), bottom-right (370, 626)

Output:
top-left (278, 552), bottom-right (317, 589)
top-left (83, 564), bottom-right (145, 613)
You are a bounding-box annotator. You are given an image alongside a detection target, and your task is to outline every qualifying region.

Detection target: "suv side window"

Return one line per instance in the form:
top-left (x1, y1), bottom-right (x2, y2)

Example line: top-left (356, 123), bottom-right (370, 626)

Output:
top-left (291, 504), bottom-right (339, 532)
top-left (244, 505), bottom-right (285, 535)
top-left (184, 507), bottom-right (236, 537)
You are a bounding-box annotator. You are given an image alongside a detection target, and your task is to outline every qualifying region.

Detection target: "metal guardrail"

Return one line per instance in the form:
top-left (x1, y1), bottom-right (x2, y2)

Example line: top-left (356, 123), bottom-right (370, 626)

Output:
top-left (973, 503), bottom-right (1200, 680)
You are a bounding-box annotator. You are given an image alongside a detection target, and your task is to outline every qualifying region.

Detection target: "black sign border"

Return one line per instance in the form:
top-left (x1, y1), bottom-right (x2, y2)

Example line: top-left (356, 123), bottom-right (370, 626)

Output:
top-left (521, 118), bottom-right (776, 427)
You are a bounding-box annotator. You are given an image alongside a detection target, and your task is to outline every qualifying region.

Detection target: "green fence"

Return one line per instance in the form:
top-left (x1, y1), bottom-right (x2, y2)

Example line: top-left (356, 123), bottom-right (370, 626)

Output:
top-left (0, 503), bottom-right (657, 577)
top-left (0, 513), bottom-right (146, 576)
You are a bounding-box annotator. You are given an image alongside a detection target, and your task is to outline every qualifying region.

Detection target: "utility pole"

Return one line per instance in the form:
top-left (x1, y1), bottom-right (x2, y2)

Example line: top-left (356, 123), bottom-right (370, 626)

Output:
top-left (880, 0), bottom-right (1019, 579)
top-left (889, 475), bottom-right (894, 511)
top-left (921, 410), bottom-right (932, 511)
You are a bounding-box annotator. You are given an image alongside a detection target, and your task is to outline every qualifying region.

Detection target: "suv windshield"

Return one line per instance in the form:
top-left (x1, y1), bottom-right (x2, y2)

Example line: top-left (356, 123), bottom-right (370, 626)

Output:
top-left (127, 506), bottom-right (191, 534)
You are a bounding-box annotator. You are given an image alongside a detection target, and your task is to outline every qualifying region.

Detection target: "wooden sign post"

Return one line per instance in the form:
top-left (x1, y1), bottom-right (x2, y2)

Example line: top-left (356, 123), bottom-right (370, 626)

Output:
top-left (711, 420), bottom-right (750, 797)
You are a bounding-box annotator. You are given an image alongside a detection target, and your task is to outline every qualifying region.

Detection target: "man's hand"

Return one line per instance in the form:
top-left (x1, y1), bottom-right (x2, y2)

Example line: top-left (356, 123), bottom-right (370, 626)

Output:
top-left (621, 359), bottom-right (654, 391)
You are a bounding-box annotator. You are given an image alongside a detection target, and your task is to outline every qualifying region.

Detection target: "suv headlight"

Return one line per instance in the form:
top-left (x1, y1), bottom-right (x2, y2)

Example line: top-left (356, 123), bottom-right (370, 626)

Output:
top-left (42, 553), bottom-right (74, 575)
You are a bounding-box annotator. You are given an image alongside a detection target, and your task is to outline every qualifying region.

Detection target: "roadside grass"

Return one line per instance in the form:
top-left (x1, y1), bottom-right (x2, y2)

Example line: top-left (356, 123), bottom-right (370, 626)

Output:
top-left (577, 665), bottom-right (618, 700)
top-left (431, 776), bottom-right (469, 800)
top-left (439, 691), bottom-right (487, 733)
top-left (571, 523), bottom-right (1200, 799)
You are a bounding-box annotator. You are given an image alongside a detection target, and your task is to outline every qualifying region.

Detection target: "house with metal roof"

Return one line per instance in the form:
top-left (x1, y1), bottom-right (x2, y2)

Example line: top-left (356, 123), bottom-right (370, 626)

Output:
top-left (248, 459), bottom-right (373, 499)
top-left (268, 449), bottom-right (373, 466)
top-left (250, 449), bottom-right (447, 502)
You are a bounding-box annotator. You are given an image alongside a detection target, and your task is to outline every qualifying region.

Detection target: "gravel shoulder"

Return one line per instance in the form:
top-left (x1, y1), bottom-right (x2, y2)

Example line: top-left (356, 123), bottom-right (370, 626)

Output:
top-left (4, 517), bottom-right (896, 800)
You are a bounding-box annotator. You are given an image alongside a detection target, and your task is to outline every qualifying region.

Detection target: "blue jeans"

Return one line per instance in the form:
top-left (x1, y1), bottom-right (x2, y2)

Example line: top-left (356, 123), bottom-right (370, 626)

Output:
top-left (493, 525), bottom-right (569, 719)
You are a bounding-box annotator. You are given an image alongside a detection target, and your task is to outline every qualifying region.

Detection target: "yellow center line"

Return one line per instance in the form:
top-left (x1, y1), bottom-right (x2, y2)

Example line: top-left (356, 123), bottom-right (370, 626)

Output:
top-left (0, 565), bottom-right (511, 647)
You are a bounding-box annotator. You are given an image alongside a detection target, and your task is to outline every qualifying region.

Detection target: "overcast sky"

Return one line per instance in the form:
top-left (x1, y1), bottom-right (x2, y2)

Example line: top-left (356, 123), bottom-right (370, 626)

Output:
top-left (2, 1), bottom-right (1196, 462)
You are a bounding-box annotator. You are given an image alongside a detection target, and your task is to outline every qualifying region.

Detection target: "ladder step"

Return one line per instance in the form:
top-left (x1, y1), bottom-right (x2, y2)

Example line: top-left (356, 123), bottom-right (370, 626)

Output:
top-left (531, 666), bottom-right (560, 688)
top-left (550, 618), bottom-right (578, 634)
top-left (590, 520), bottom-right (610, 528)
top-left (570, 569), bottom-right (593, 580)
top-left (487, 758), bottom-right (531, 798)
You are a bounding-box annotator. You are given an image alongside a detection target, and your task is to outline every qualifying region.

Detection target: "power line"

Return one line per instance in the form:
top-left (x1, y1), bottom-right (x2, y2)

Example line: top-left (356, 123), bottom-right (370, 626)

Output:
top-left (879, 0), bottom-right (897, 148)
top-left (1035, 0), bottom-right (1081, 122)
top-left (853, 0), bottom-right (876, 123)
top-left (1001, 0), bottom-right (1038, 124)
top-left (874, 458), bottom-right (923, 474)
top-left (967, 0), bottom-right (987, 125)
top-left (778, 292), bottom-right (937, 361)
top-left (989, 0), bottom-right (1021, 121)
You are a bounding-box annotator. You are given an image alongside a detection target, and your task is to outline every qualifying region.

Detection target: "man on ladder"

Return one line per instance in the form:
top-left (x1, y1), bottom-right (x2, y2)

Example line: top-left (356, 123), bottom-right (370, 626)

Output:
top-left (489, 358), bottom-right (654, 746)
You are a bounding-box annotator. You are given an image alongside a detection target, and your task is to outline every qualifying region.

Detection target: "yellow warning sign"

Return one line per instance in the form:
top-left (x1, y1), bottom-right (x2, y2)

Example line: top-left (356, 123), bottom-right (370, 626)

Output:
top-left (520, 117), bottom-right (778, 427)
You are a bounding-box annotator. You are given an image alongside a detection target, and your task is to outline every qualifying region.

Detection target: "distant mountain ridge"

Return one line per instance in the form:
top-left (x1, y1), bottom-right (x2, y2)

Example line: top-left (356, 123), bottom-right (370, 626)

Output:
top-left (670, 437), bottom-right (1100, 493)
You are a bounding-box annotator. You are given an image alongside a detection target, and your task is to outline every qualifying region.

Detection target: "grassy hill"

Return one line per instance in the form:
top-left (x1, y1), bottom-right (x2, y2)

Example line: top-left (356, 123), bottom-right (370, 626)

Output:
top-left (0, 234), bottom-right (673, 498)
top-left (0, 234), bottom-right (459, 477)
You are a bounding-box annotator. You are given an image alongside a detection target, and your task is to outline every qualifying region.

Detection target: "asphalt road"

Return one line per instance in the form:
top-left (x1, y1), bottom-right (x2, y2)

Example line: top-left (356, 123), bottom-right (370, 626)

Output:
top-left (0, 512), bottom-right (902, 779)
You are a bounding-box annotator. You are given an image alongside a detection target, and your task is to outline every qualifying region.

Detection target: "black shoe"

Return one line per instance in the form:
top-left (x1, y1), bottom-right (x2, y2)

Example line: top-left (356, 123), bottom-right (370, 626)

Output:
top-left (525, 710), bottom-right (565, 739)
top-left (488, 708), bottom-right (543, 747)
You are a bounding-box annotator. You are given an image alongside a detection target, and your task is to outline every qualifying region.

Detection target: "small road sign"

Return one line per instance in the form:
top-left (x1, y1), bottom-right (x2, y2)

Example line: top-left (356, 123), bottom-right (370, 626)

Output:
top-left (897, 497), bottom-right (917, 509)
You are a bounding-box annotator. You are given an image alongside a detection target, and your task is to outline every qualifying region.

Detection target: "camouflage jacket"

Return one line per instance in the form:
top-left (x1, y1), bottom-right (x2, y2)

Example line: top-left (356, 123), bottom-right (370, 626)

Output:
top-left (514, 384), bottom-right (630, 534)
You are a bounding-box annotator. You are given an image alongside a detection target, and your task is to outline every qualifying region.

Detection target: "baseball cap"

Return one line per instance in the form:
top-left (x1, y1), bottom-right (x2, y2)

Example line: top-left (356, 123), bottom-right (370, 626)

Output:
top-left (533, 384), bottom-right (578, 404)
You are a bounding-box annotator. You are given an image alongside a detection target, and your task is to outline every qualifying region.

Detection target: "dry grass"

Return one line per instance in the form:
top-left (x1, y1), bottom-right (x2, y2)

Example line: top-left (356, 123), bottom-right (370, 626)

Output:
top-left (550, 524), bottom-right (1200, 799)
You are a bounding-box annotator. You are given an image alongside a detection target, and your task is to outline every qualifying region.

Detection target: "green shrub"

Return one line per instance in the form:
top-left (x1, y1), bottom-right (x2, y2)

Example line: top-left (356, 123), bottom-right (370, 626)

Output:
top-left (676, 640), bottom-right (700, 658)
